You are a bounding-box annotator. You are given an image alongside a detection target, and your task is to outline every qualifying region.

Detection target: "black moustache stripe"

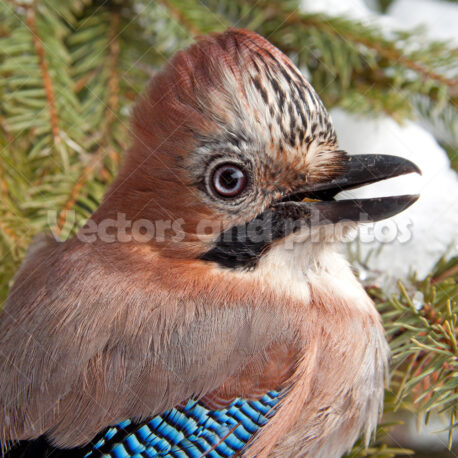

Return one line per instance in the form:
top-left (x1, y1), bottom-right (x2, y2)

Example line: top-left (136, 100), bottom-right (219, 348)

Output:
top-left (199, 207), bottom-right (308, 269)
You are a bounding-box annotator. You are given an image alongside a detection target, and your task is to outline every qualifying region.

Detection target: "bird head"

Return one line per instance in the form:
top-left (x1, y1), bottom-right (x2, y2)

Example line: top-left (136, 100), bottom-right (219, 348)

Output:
top-left (92, 28), bottom-right (419, 269)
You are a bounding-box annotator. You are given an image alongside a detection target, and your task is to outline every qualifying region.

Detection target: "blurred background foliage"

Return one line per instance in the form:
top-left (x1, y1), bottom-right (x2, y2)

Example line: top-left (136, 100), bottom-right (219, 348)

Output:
top-left (0, 0), bottom-right (456, 456)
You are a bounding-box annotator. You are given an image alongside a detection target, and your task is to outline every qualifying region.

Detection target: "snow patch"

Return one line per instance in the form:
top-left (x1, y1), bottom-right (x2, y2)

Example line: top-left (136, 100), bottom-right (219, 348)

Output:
top-left (388, 0), bottom-right (458, 44)
top-left (331, 109), bottom-right (458, 279)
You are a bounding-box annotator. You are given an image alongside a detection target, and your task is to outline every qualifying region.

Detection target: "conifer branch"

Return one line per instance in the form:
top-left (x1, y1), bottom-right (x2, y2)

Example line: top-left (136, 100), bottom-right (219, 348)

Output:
top-left (0, 220), bottom-right (21, 245)
top-left (274, 7), bottom-right (458, 89)
top-left (156, 0), bottom-right (201, 36)
top-left (56, 9), bottom-right (122, 234)
top-left (26, 4), bottom-right (60, 146)
top-left (107, 9), bottom-right (121, 127)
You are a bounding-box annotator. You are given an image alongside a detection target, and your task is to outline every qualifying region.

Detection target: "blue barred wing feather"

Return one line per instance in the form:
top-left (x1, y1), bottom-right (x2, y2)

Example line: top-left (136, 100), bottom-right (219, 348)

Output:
top-left (83, 391), bottom-right (280, 457)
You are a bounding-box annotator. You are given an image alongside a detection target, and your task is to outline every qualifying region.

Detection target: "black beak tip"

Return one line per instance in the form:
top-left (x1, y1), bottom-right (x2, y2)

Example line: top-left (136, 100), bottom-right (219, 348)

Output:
top-left (404, 193), bottom-right (420, 209)
top-left (401, 157), bottom-right (422, 176)
top-left (394, 193), bottom-right (420, 211)
top-left (394, 193), bottom-right (420, 204)
top-left (362, 193), bottom-right (420, 222)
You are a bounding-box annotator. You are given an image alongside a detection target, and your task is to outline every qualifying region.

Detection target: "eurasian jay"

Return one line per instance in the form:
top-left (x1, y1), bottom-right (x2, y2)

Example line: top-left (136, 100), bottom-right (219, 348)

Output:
top-left (0, 29), bottom-right (420, 457)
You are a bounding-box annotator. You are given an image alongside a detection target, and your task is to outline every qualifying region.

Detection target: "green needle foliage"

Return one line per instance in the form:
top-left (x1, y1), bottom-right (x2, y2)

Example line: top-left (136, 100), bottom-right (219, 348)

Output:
top-left (0, 0), bottom-right (456, 455)
top-left (350, 256), bottom-right (457, 456)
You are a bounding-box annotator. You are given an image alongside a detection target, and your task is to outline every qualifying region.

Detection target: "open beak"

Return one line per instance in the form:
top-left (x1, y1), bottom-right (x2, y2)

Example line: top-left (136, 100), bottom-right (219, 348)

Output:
top-left (272, 154), bottom-right (421, 225)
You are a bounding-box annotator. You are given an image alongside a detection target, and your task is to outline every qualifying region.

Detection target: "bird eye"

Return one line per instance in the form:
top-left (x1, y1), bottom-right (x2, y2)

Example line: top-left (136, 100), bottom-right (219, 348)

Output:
top-left (212, 164), bottom-right (247, 198)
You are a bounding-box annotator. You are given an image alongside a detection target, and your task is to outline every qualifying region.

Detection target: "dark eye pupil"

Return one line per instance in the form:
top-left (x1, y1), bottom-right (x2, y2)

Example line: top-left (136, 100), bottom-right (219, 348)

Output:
top-left (212, 164), bottom-right (247, 197)
top-left (220, 169), bottom-right (240, 189)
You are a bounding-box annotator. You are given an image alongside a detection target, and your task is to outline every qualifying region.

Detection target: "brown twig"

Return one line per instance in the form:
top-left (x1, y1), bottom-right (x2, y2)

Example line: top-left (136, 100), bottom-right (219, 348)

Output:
top-left (105, 10), bottom-right (120, 128)
top-left (0, 220), bottom-right (22, 245)
top-left (156, 0), bottom-right (201, 37)
top-left (432, 264), bottom-right (458, 285)
top-left (26, 5), bottom-right (60, 145)
top-left (74, 70), bottom-right (97, 93)
top-left (0, 179), bottom-right (8, 200)
top-left (264, 4), bottom-right (457, 89)
top-left (0, 117), bottom-right (14, 143)
top-left (346, 32), bottom-right (458, 89)
top-left (0, 162), bottom-right (9, 204)
top-left (56, 159), bottom-right (99, 232)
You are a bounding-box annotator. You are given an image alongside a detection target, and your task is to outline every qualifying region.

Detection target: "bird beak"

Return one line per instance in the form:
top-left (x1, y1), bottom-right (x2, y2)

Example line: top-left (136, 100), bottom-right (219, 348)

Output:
top-left (272, 154), bottom-right (421, 225)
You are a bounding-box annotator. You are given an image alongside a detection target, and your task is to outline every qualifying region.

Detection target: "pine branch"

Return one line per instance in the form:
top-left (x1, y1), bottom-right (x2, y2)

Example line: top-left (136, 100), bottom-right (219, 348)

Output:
top-left (378, 258), bottom-right (457, 450)
top-left (156, 0), bottom-right (202, 36)
top-left (26, 3), bottom-right (60, 145)
top-left (56, 7), bottom-right (122, 235)
top-left (274, 6), bottom-right (457, 90)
